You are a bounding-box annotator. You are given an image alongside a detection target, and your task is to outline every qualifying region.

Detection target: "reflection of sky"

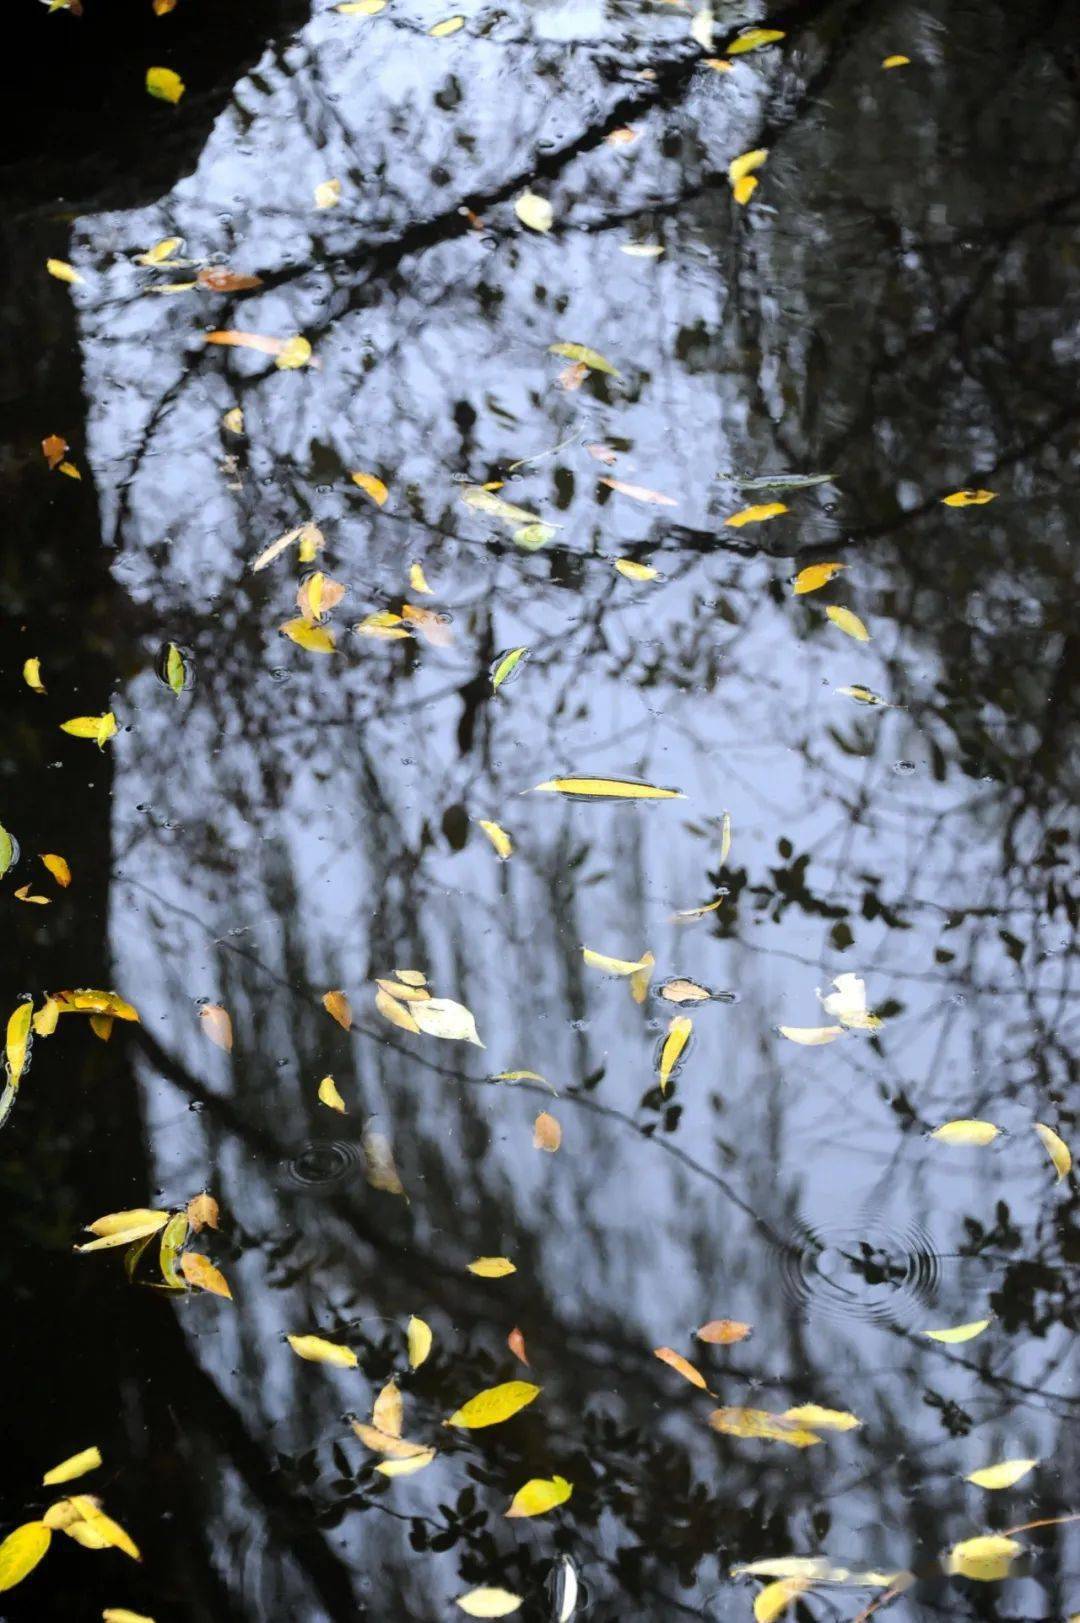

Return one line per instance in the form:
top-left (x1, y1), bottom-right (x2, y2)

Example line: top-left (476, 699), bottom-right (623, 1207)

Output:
top-left (68, 3), bottom-right (1079, 1615)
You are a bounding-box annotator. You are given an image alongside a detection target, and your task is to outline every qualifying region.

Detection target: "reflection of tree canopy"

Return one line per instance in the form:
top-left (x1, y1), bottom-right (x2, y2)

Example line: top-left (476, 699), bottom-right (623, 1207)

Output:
top-left (14, 0), bottom-right (1078, 1616)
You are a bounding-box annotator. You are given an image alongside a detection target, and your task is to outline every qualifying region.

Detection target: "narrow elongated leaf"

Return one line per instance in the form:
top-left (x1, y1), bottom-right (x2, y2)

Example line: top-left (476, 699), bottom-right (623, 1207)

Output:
top-left (407, 1315), bottom-right (433, 1369)
top-left (456, 1591), bottom-right (522, 1618)
top-left (754, 1579), bottom-right (812, 1623)
top-left (87, 1209), bottom-right (169, 1238)
top-left (447, 1381), bottom-right (541, 1428)
top-left (930, 1119), bottom-right (1000, 1146)
top-left (47, 258), bottom-right (83, 284)
top-left (779, 1025), bottom-right (842, 1046)
top-left (659, 1017), bottom-right (692, 1092)
top-left (23, 658), bottom-right (45, 694)
top-left (697, 1319), bottom-right (751, 1345)
top-left (43, 1448), bottom-right (102, 1487)
top-left (654, 1347), bottom-right (708, 1389)
top-left (945, 1535), bottom-right (1021, 1581)
top-left (351, 1422), bottom-right (429, 1458)
top-left (793, 562), bottom-right (846, 595)
top-left (825, 605), bottom-right (870, 642)
top-left (708, 1407), bottom-right (821, 1447)
top-left (6, 1001), bottom-right (33, 1087)
top-left (942, 489), bottom-right (995, 507)
top-left (103, 1610), bottom-right (156, 1622)
top-left (506, 1475), bottom-right (573, 1518)
top-left (468, 1256), bottom-right (516, 1278)
top-left (531, 776), bottom-right (683, 800)
top-left (287, 1334), bottom-right (358, 1368)
top-left (40, 853), bottom-right (72, 887)
top-left (725, 502), bottom-right (787, 528)
top-left (0, 1523), bottom-right (51, 1592)
top-left (727, 27), bottom-right (785, 53)
top-left (548, 342), bottom-right (619, 377)
top-left (923, 1318), bottom-right (990, 1344)
top-left (492, 646), bottom-right (528, 691)
top-left (350, 471), bottom-right (388, 505)
top-left (599, 477), bottom-right (676, 506)
top-left (781, 1404), bottom-right (860, 1431)
top-left (461, 487), bottom-right (544, 527)
top-left (966, 1458), bottom-right (1036, 1490)
top-left (477, 820), bottom-right (513, 859)
top-left (158, 1212), bottom-right (189, 1289)
top-left (376, 987), bottom-right (421, 1033)
top-left (1034, 1122), bottom-right (1071, 1182)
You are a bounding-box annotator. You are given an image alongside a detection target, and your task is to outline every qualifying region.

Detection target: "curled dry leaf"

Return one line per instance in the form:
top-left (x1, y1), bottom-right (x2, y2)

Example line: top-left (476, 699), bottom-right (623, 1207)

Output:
top-left (45, 1495), bottom-right (139, 1559)
top-left (14, 886), bottom-right (50, 905)
top-left (468, 1256), bottom-right (516, 1278)
top-left (697, 1319), bottom-right (752, 1345)
top-left (252, 522), bottom-right (323, 572)
top-left (654, 1347), bottom-right (708, 1390)
top-left (287, 1334), bottom-right (358, 1368)
top-left (199, 1004), bottom-right (233, 1051)
top-left (533, 1111), bottom-right (562, 1152)
top-left (23, 657), bottom-right (46, 693)
top-left (322, 989), bottom-right (353, 1030)
top-left (351, 1421), bottom-right (429, 1458)
top-left (506, 1475), bottom-right (573, 1518)
top-left (728, 148), bottom-right (767, 203)
top-left (180, 1251), bottom-right (232, 1300)
top-left (409, 561), bottom-right (432, 595)
top-left (446, 1380), bottom-right (541, 1428)
top-left (186, 1192), bottom-right (219, 1232)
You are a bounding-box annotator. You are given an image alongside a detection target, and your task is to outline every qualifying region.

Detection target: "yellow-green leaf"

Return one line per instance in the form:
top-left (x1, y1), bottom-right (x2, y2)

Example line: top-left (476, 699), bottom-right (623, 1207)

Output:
top-left (23, 657), bottom-right (46, 693)
top-left (728, 148), bottom-right (767, 204)
top-left (548, 341), bottom-right (620, 377)
top-left (923, 1318), bottom-right (990, 1344)
top-left (945, 1535), bottom-right (1021, 1581)
top-left (793, 561), bottom-right (846, 595)
top-left (754, 1578), bottom-right (813, 1623)
top-left (158, 1211), bottom-right (189, 1289)
top-left (275, 335), bottom-right (313, 369)
top-left (0, 1522), bottom-right (51, 1592)
top-left (146, 66), bottom-right (184, 103)
top-left (724, 502), bottom-right (787, 528)
top-left (515, 191), bottom-right (553, 233)
top-left (6, 1001), bottom-right (33, 1088)
top-left (287, 1334), bottom-right (357, 1367)
top-left (456, 1591), bottom-right (522, 1618)
top-left (882, 54), bottom-right (911, 68)
top-left (615, 558), bottom-right (660, 581)
top-left (1034, 1122), bottom-right (1071, 1182)
top-left (659, 1016), bottom-right (692, 1093)
top-left (942, 489), bottom-right (995, 507)
top-left (429, 14), bottom-right (465, 36)
top-left (492, 646), bottom-right (528, 691)
top-left (407, 1314), bottom-right (432, 1369)
top-left (825, 604), bottom-right (870, 642)
top-left (350, 470), bottom-right (388, 505)
top-left (966, 1458), bottom-right (1036, 1491)
top-left (447, 1381), bottom-right (541, 1428)
top-left (781, 1404), bottom-right (861, 1432)
top-left (477, 820), bottom-right (513, 860)
top-left (47, 258), bottom-right (83, 284)
top-left (468, 1256), bottom-right (516, 1278)
top-left (280, 617), bottom-right (336, 653)
top-left (506, 1475), bottom-right (573, 1519)
top-left (103, 1610), bottom-right (157, 1622)
top-left (60, 712), bottom-right (117, 746)
top-left (43, 1447), bottom-right (102, 1487)
top-left (318, 1075), bottom-right (347, 1113)
top-left (531, 775), bottom-right (683, 800)
top-left (930, 1119), bottom-right (1000, 1146)
top-left (583, 946), bottom-right (652, 977)
top-left (727, 27), bottom-right (785, 54)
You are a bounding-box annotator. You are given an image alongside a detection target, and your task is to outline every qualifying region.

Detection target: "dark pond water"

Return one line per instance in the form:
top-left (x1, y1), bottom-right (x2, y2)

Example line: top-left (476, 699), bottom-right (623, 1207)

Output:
top-left (2, 0), bottom-right (1079, 1618)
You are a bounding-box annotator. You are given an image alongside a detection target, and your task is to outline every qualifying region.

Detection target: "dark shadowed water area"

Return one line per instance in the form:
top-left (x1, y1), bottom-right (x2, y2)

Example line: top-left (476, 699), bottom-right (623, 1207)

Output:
top-left (1, 0), bottom-right (1079, 1619)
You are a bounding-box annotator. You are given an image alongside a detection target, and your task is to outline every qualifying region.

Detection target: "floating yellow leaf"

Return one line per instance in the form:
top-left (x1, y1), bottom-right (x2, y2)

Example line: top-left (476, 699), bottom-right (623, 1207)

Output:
top-left (0, 1523), bottom-right (52, 1592)
top-left (43, 1447), bottom-right (102, 1487)
top-left (708, 1407), bottom-right (821, 1447)
top-left (350, 470), bottom-right (388, 505)
top-left (818, 971), bottom-right (881, 1030)
top-left (23, 657), bottom-right (45, 693)
top-left (429, 14), bottom-right (465, 36)
top-left (659, 1016), bottom-right (692, 1093)
top-left (0, 823), bottom-right (15, 882)
top-left (931, 1119), bottom-right (1000, 1146)
top-left (356, 610), bottom-right (409, 641)
top-left (409, 562), bottom-right (432, 595)
top-left (146, 66), bottom-right (184, 103)
top-left (287, 1334), bottom-right (357, 1367)
top-left (836, 684), bottom-right (888, 705)
top-left (477, 820), bottom-right (513, 860)
top-left (412, 997), bottom-right (484, 1046)
top-left (89, 1014), bottom-right (113, 1042)
top-left (6, 1001), bottom-right (33, 1089)
top-left (296, 572), bottom-right (345, 623)
top-left (135, 236), bottom-right (182, 266)
top-left (318, 1075), bottom-right (346, 1113)
top-left (690, 6), bottom-right (713, 49)
top-left (77, 1210), bottom-right (171, 1252)
top-left (942, 489), bottom-right (995, 507)
top-left (615, 558), bottom-right (660, 581)
top-left (727, 27), bottom-right (785, 53)
top-left (531, 775), bottom-right (683, 800)
top-left (103, 1611), bottom-right (157, 1622)
top-left (725, 502), bottom-right (787, 528)
top-left (336, 0), bottom-right (386, 11)
top-left (469, 1256), bottom-right (516, 1278)
top-left (281, 617), bottom-right (336, 652)
top-left (966, 1458), bottom-right (1036, 1490)
top-left (222, 406), bottom-right (244, 434)
top-left (279, 334), bottom-right (314, 368)
top-left (704, 57), bottom-right (733, 73)
top-left (779, 1024), bottom-right (842, 1046)
top-left (533, 1111), bottom-right (562, 1152)
top-left (252, 521), bottom-right (323, 571)
top-left (60, 712), bottom-right (117, 747)
top-left (351, 1422), bottom-right (429, 1458)
top-left (492, 646), bottom-right (528, 691)
top-left (825, 604), bottom-right (870, 642)
top-left (620, 242), bottom-right (665, 257)
top-left (36, 989), bottom-right (138, 1026)
top-left (180, 1251), bottom-right (231, 1299)
top-left (407, 1315), bottom-right (432, 1369)
top-left (456, 1591), bottom-right (522, 1618)
top-left (186, 1192), bottom-right (220, 1232)
top-left (728, 148), bottom-right (767, 203)
top-left (782, 1404), bottom-right (860, 1432)
top-left (376, 987), bottom-right (421, 1033)
top-left (506, 1475), bottom-right (573, 1519)
top-left (599, 476), bottom-right (676, 506)
top-left (923, 1318), bottom-right (990, 1344)
top-left (372, 1378), bottom-right (403, 1437)
top-left (754, 1578), bottom-right (813, 1623)
top-left (515, 190), bottom-right (554, 233)
top-left (583, 946), bottom-right (653, 977)
top-left (322, 989), bottom-right (353, 1030)
top-left (42, 433), bottom-right (68, 468)
top-left (199, 1004), bottom-right (233, 1051)
top-left (945, 1535), bottom-right (1021, 1581)
top-left (48, 1496), bottom-right (139, 1560)
top-left (548, 341), bottom-right (620, 377)
top-left (882, 54), bottom-right (910, 68)
top-left (654, 1346), bottom-right (708, 1389)
top-left (1034, 1122), bottom-right (1071, 1182)
top-left (314, 178), bottom-right (341, 209)
top-left (47, 258), bottom-right (83, 284)
top-left (14, 885), bottom-right (50, 905)
top-left (376, 1447), bottom-right (436, 1476)
top-left (376, 976), bottom-right (431, 1003)
top-left (697, 1319), bottom-right (751, 1345)
top-left (793, 561), bottom-right (846, 595)
top-left (447, 1381), bottom-right (541, 1428)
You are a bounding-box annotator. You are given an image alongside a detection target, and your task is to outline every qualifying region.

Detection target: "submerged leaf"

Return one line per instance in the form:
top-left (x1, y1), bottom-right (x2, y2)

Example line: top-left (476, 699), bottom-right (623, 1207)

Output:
top-left (659, 1016), bottom-right (692, 1093)
top-left (468, 1256), bottom-right (516, 1278)
top-left (447, 1381), bottom-right (541, 1428)
top-left (531, 775), bottom-right (683, 800)
top-left (966, 1458), bottom-right (1036, 1491)
top-left (923, 1318), bottom-right (990, 1344)
top-left (1034, 1122), bottom-right (1071, 1182)
top-left (654, 1347), bottom-right (708, 1389)
top-left (930, 1119), bottom-right (1000, 1146)
top-left (158, 1211), bottom-right (189, 1289)
top-left (506, 1475), bottom-right (573, 1519)
top-left (287, 1334), bottom-right (357, 1368)
top-left (725, 502), bottom-right (787, 528)
top-left (508, 1327), bottom-right (529, 1364)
